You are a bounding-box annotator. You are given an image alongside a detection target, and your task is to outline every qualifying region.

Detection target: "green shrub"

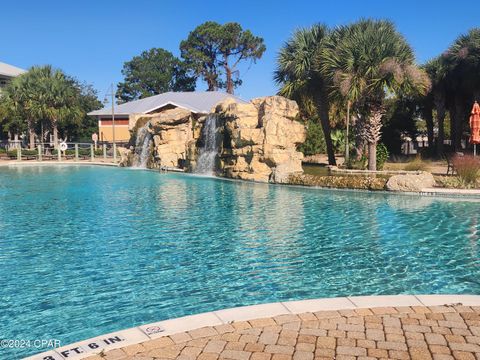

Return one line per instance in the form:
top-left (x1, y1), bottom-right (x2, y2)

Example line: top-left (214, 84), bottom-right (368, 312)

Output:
top-left (434, 175), bottom-right (464, 189)
top-left (347, 155), bottom-right (368, 170)
top-left (6, 149), bottom-right (36, 156)
top-left (0, 148), bottom-right (6, 154)
top-left (299, 120), bottom-right (326, 156)
top-left (7, 149), bottom-right (19, 157)
top-left (452, 155), bottom-right (480, 185)
top-left (330, 129), bottom-right (345, 153)
top-left (376, 143), bottom-right (389, 170)
top-left (51, 148), bottom-right (105, 156)
top-left (404, 155), bottom-right (430, 171)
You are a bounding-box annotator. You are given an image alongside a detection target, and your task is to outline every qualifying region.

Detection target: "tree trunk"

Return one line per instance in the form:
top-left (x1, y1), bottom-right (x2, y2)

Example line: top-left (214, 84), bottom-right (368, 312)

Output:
top-left (364, 107), bottom-right (383, 171)
top-left (368, 142), bottom-right (377, 171)
top-left (28, 126), bottom-right (35, 150)
top-left (225, 66), bottom-right (234, 94)
top-left (53, 122), bottom-right (58, 149)
top-left (314, 89), bottom-right (336, 166)
top-left (207, 78), bottom-right (216, 91)
top-left (434, 90), bottom-right (446, 157)
top-left (453, 95), bottom-right (465, 151)
top-left (423, 103), bottom-right (434, 154)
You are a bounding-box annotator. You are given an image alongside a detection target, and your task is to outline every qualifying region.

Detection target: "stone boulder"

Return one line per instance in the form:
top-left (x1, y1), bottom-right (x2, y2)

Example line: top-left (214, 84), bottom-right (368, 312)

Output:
top-left (149, 108), bottom-right (194, 168)
top-left (253, 96), bottom-right (299, 120)
top-left (386, 172), bottom-right (436, 192)
top-left (118, 146), bottom-right (131, 167)
top-left (215, 95), bottom-right (306, 183)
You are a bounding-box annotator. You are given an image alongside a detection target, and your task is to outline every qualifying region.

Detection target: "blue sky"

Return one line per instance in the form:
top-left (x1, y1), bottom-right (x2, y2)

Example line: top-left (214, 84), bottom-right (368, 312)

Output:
top-left (2, 0), bottom-right (478, 101)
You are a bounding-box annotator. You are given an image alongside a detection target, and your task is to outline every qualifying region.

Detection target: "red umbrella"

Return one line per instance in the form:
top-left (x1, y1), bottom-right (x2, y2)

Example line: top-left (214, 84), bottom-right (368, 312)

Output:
top-left (470, 101), bottom-right (480, 145)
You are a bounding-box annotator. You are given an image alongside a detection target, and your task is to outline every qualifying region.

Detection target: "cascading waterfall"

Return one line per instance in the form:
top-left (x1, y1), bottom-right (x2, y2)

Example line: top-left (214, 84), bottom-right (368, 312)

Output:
top-left (194, 114), bottom-right (219, 175)
top-left (132, 123), bottom-right (152, 168)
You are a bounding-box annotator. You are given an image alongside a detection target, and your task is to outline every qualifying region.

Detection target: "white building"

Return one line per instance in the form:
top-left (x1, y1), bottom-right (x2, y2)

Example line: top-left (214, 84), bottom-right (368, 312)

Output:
top-left (0, 62), bottom-right (26, 92)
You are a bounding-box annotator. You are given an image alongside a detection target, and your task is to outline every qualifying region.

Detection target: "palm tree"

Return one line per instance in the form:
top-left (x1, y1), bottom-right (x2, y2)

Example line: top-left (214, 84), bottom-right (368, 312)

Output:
top-left (274, 24), bottom-right (337, 166)
top-left (424, 57), bottom-right (449, 156)
top-left (0, 75), bottom-right (37, 148)
top-left (444, 29), bottom-right (480, 150)
top-left (0, 66), bottom-right (83, 148)
top-left (320, 19), bottom-right (430, 170)
top-left (26, 66), bottom-right (82, 146)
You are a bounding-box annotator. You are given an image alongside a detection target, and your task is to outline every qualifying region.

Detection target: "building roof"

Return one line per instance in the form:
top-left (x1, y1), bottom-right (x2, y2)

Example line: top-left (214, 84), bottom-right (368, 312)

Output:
top-left (0, 62), bottom-right (26, 78)
top-left (88, 91), bottom-right (247, 117)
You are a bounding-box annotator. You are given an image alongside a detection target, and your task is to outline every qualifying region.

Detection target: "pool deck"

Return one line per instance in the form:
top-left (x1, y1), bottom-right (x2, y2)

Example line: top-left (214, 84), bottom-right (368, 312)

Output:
top-left (26, 295), bottom-right (480, 360)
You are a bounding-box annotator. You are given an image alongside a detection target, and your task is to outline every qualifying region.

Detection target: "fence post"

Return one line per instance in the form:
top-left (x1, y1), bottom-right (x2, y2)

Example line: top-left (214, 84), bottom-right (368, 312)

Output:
top-left (90, 144), bottom-right (94, 162)
top-left (38, 145), bottom-right (42, 161)
top-left (113, 143), bottom-right (117, 163)
top-left (75, 144), bottom-right (79, 162)
top-left (17, 147), bottom-right (21, 161)
top-left (103, 144), bottom-right (107, 160)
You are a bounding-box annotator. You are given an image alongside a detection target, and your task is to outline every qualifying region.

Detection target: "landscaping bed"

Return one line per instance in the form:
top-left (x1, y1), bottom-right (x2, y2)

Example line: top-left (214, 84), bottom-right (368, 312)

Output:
top-left (288, 173), bottom-right (388, 190)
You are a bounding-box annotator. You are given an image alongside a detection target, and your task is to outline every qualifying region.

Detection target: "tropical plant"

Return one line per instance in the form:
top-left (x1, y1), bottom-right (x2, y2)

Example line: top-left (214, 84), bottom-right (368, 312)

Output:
top-left (330, 129), bottom-right (345, 153)
top-left (298, 119), bottom-right (326, 156)
top-left (423, 57), bottom-right (449, 156)
top-left (0, 66), bottom-right (100, 146)
top-left (180, 21), bottom-right (266, 94)
top-left (116, 48), bottom-right (196, 102)
top-left (320, 19), bottom-right (430, 170)
top-left (274, 24), bottom-right (337, 165)
top-left (376, 143), bottom-right (389, 170)
top-left (0, 80), bottom-right (29, 145)
top-left (444, 29), bottom-right (480, 150)
top-left (25, 66), bottom-right (83, 146)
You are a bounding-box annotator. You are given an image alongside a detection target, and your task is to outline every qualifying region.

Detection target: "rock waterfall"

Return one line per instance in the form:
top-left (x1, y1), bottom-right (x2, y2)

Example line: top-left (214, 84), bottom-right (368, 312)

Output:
top-left (132, 123), bottom-right (152, 168)
top-left (194, 115), bottom-right (219, 175)
top-left (121, 96), bottom-right (306, 183)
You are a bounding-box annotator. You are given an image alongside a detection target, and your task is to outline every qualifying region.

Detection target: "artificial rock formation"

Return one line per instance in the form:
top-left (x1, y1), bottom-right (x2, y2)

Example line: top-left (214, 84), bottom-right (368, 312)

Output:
top-left (213, 96), bottom-right (306, 183)
top-left (122, 108), bottom-right (196, 168)
top-left (126, 95), bottom-right (306, 183)
top-left (386, 172), bottom-right (436, 192)
top-left (150, 108), bottom-right (194, 168)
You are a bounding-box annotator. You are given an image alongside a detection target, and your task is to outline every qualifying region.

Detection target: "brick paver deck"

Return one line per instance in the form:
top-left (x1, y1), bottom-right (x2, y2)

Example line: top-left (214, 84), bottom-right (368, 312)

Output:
top-left (85, 305), bottom-right (480, 360)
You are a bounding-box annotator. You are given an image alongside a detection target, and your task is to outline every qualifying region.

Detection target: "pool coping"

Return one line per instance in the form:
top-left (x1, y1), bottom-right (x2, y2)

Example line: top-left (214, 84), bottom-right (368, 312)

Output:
top-left (24, 294), bottom-right (480, 360)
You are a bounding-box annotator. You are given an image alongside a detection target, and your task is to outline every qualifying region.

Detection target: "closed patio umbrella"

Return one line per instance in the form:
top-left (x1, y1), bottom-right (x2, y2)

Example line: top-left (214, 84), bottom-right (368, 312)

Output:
top-left (470, 101), bottom-right (480, 156)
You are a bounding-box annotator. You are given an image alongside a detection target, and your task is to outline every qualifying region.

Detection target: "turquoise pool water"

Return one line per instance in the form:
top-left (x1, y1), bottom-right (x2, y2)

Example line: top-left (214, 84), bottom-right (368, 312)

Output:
top-left (0, 165), bottom-right (479, 358)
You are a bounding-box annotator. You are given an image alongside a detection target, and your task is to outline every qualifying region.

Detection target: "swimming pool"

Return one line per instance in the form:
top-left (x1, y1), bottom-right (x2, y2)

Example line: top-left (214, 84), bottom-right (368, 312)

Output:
top-left (0, 165), bottom-right (479, 358)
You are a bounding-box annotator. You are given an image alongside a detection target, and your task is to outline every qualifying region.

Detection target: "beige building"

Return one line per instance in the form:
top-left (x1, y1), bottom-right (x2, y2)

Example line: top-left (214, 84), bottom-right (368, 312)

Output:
top-left (96, 117), bottom-right (130, 143)
top-left (89, 91), bottom-right (245, 143)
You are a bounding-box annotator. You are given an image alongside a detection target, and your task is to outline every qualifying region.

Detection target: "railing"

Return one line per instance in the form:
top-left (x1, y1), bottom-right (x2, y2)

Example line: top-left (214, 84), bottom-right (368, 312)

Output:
top-left (0, 142), bottom-right (121, 163)
top-left (0, 140), bottom-right (23, 150)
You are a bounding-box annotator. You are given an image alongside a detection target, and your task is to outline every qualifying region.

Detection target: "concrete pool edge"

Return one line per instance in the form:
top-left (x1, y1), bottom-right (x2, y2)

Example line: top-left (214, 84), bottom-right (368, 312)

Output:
top-left (24, 294), bottom-right (480, 360)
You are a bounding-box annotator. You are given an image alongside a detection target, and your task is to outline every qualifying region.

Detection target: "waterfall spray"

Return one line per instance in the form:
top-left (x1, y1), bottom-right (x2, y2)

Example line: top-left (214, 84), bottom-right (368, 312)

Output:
top-left (194, 115), bottom-right (218, 175)
top-left (132, 123), bottom-right (152, 168)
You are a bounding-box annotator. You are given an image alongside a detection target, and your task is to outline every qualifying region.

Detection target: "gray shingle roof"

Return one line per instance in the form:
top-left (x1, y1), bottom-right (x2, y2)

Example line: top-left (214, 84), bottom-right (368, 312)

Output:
top-left (88, 91), bottom-right (247, 116)
top-left (0, 62), bottom-right (26, 77)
